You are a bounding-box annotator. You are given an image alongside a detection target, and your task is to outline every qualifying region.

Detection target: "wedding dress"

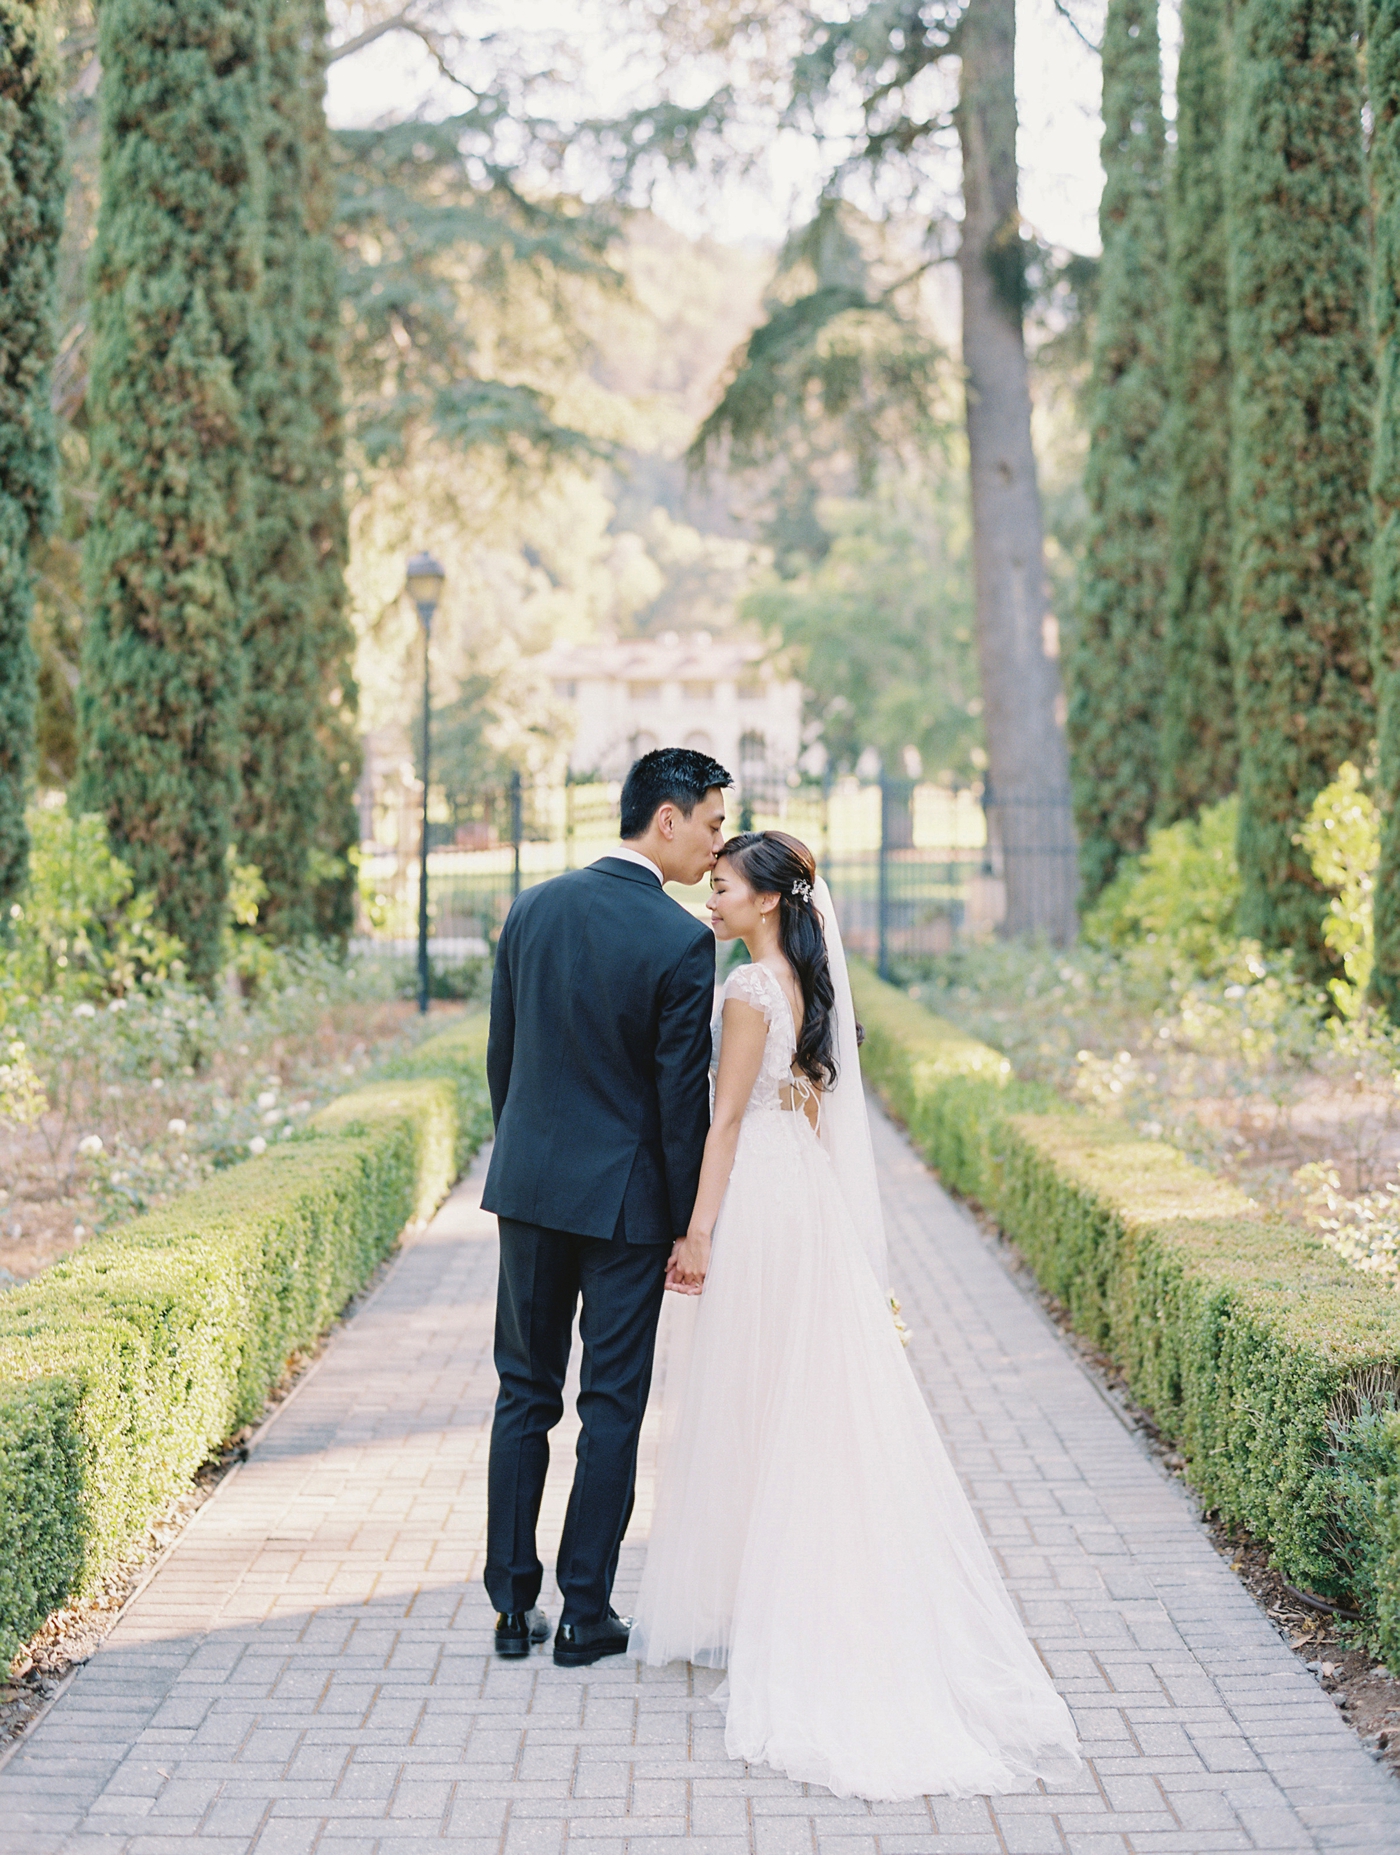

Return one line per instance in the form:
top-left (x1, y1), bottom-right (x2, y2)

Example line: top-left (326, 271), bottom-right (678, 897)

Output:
top-left (630, 886), bottom-right (1080, 1801)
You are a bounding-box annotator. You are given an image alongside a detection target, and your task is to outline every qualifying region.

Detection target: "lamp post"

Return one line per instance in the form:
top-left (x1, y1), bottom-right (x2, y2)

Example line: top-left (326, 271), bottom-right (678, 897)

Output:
top-left (406, 552), bottom-right (446, 1015)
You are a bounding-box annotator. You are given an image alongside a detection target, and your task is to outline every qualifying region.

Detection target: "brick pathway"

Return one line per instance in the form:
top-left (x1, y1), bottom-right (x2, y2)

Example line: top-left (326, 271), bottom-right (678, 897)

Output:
top-left (3, 1111), bottom-right (1400, 1855)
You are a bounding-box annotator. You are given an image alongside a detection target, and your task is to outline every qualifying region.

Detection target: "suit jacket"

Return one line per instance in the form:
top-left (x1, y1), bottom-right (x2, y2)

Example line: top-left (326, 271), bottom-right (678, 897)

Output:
top-left (481, 857), bottom-right (716, 1242)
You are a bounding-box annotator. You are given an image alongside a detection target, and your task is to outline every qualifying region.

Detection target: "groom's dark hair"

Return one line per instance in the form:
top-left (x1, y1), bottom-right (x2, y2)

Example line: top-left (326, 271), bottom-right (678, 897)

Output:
top-left (620, 746), bottom-right (733, 839)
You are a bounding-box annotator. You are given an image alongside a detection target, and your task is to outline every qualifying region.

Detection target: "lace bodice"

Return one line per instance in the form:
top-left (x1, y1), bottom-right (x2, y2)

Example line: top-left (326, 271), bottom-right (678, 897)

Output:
top-left (712, 961), bottom-right (809, 1118)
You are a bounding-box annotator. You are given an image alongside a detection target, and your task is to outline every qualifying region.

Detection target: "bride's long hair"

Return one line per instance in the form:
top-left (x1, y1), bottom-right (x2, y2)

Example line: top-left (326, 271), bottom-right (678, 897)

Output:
top-left (719, 830), bottom-right (837, 1089)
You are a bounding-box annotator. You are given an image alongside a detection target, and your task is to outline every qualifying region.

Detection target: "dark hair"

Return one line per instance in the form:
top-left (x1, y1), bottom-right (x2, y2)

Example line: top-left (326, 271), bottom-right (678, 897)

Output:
top-left (620, 746), bottom-right (733, 839)
top-left (719, 830), bottom-right (837, 1090)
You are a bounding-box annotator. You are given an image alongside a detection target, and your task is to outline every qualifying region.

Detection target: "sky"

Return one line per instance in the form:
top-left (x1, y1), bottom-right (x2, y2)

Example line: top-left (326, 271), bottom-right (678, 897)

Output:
top-left (326, 0), bottom-right (1171, 261)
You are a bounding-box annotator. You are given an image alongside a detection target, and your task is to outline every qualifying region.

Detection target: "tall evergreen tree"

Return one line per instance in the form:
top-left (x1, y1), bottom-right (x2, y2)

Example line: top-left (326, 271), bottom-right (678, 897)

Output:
top-left (1368, 1), bottom-right (1400, 1013)
top-left (78, 0), bottom-right (265, 988)
top-left (0, 5), bottom-right (63, 910)
top-left (237, 0), bottom-right (357, 944)
top-left (1157, 0), bottom-right (1235, 826)
top-left (304, 0), bottom-right (359, 943)
top-left (1066, 0), bottom-right (1171, 903)
top-left (1227, 0), bottom-right (1374, 977)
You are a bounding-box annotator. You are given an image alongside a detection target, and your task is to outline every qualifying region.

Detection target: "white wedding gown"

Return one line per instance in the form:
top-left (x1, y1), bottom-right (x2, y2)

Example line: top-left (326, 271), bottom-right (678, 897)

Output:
top-left (630, 960), bottom-right (1080, 1801)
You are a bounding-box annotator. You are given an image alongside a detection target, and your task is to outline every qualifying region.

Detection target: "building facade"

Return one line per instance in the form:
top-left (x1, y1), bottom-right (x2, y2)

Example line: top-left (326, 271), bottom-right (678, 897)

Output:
top-left (539, 632), bottom-right (803, 782)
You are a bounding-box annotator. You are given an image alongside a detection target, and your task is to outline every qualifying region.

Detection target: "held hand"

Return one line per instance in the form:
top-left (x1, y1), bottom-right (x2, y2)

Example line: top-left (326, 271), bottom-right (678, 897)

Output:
top-left (665, 1228), bottom-right (711, 1294)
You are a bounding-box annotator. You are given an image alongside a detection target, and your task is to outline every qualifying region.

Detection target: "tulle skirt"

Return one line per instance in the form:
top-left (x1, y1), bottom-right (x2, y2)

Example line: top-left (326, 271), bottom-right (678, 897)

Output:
top-left (630, 1109), bottom-right (1081, 1800)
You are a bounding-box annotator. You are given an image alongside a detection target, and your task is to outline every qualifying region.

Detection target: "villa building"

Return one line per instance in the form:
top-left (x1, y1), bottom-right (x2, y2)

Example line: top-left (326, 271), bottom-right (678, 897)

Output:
top-left (539, 631), bottom-right (803, 783)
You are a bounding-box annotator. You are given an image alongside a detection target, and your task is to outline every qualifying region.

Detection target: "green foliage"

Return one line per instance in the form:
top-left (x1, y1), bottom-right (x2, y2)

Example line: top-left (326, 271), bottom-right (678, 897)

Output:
top-left (1227, 0), bottom-right (1375, 981)
top-left (238, 0), bottom-right (358, 947)
top-left (0, 1012), bottom-right (490, 1664)
top-left (687, 203), bottom-right (945, 573)
top-left (1158, 0), bottom-right (1236, 826)
top-left (852, 964), bottom-right (1400, 1656)
top-left (302, 4), bottom-right (359, 945)
top-left (1, 801), bottom-right (183, 1004)
top-left (1368, 0), bottom-right (1400, 1017)
top-left (741, 478), bottom-right (978, 776)
top-left (0, 4), bottom-right (63, 910)
top-left (76, 0), bottom-right (266, 991)
top-left (1298, 762), bottom-right (1379, 1018)
top-left (1067, 0), bottom-right (1171, 903)
top-left (1084, 796), bottom-right (1241, 977)
top-left (334, 110), bottom-right (618, 472)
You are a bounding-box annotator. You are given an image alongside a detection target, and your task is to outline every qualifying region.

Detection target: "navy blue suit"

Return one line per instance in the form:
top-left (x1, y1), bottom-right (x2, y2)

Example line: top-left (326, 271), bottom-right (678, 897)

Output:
top-left (482, 856), bottom-right (715, 1624)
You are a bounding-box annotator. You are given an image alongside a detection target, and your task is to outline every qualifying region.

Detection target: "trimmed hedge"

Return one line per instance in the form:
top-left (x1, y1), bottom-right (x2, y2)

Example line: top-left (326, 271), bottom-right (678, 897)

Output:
top-left (852, 964), bottom-right (1400, 1658)
top-left (0, 1012), bottom-right (491, 1664)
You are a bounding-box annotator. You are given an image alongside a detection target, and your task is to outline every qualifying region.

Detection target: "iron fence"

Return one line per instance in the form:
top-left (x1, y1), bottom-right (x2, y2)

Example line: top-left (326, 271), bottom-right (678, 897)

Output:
top-left (355, 773), bottom-right (1077, 972)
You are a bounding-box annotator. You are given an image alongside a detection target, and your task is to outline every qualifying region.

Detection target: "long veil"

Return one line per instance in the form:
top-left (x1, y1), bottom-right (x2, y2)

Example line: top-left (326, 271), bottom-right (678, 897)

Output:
top-left (646, 879), bottom-right (889, 1484)
top-left (813, 876), bottom-right (888, 1293)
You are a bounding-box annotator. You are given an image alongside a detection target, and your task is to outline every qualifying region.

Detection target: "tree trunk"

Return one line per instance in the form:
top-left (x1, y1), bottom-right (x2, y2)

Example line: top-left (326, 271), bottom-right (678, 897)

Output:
top-left (956, 0), bottom-right (1077, 943)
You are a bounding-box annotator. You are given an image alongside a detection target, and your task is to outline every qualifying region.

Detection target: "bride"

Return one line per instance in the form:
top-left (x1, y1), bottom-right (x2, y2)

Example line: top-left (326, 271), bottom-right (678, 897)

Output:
top-left (630, 830), bottom-right (1080, 1801)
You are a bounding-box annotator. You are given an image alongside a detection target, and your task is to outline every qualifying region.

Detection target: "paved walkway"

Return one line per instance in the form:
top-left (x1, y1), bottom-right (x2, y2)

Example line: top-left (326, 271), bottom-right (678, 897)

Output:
top-left (3, 1112), bottom-right (1400, 1855)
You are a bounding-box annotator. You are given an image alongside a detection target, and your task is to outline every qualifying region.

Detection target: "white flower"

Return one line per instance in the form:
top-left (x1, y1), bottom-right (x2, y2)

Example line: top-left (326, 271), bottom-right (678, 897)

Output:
top-left (248, 1136), bottom-right (267, 1156)
top-left (107, 996), bottom-right (126, 1012)
top-left (261, 1107), bottom-right (283, 1126)
top-left (167, 1118), bottom-right (187, 1137)
top-left (73, 1224), bottom-right (86, 1238)
top-left (71, 1002), bottom-right (97, 1019)
top-left (150, 1076), bottom-right (164, 1091)
top-left (256, 1089), bottom-right (278, 1110)
top-left (77, 1134), bottom-right (104, 1156)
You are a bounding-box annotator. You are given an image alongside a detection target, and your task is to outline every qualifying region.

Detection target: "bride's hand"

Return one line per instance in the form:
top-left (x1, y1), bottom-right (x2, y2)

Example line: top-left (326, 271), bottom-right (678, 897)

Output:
top-left (666, 1229), bottom-right (711, 1294)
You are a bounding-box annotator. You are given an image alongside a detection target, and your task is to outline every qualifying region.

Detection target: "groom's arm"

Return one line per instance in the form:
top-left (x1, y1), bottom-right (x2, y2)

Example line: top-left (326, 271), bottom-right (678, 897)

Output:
top-left (655, 930), bottom-right (717, 1236)
top-left (486, 918), bottom-right (516, 1128)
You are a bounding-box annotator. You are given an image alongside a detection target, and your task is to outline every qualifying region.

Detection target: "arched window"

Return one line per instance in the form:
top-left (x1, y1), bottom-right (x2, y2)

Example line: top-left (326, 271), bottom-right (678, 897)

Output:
top-left (739, 729), bottom-right (767, 771)
top-left (683, 731), bottom-right (714, 754)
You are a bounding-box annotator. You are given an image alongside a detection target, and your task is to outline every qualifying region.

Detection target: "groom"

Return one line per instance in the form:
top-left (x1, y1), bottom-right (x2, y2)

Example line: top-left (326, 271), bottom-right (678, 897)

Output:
top-left (481, 746), bottom-right (731, 1665)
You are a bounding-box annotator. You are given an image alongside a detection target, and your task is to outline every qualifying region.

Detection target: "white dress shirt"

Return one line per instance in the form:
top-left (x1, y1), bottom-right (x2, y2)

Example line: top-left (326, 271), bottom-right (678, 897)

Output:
top-left (598, 843), bottom-right (664, 884)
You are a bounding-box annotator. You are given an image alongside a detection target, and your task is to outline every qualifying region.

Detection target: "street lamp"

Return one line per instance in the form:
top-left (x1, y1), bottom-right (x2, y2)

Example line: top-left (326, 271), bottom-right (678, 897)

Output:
top-left (406, 552), bottom-right (446, 1015)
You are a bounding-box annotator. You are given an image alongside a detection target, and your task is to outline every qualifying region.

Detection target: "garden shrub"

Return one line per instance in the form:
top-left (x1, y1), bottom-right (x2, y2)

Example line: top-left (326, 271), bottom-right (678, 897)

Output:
top-left (0, 1010), bottom-right (489, 1665)
top-left (854, 963), bottom-right (1400, 1659)
top-left (1083, 794), bottom-right (1241, 976)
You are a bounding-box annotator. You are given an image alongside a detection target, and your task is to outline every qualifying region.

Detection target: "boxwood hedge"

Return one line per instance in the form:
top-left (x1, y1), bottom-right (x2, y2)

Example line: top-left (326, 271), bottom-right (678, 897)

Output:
top-left (0, 1012), bottom-right (491, 1666)
top-left (852, 965), bottom-right (1400, 1660)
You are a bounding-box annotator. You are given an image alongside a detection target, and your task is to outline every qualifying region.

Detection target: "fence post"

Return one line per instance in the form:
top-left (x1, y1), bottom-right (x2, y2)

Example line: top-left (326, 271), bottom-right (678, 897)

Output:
top-left (878, 772), bottom-right (891, 982)
top-left (510, 771), bottom-right (523, 900)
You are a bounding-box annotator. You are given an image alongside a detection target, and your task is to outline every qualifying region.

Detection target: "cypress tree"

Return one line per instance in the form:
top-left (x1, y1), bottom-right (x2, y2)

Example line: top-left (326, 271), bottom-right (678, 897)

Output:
top-left (78, 0), bottom-right (266, 987)
top-left (238, 0), bottom-right (357, 945)
top-left (0, 5), bottom-right (63, 910)
top-left (1227, 0), bottom-right (1374, 978)
top-left (1157, 0), bottom-right (1235, 826)
top-left (1066, 0), bottom-right (1171, 902)
top-left (1368, 0), bottom-right (1400, 1013)
top-left (302, 0), bottom-right (360, 944)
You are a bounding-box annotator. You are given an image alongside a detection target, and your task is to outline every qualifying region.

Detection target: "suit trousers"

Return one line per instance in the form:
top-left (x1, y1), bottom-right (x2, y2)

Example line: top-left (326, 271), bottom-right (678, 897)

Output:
top-left (486, 1217), bottom-right (670, 1626)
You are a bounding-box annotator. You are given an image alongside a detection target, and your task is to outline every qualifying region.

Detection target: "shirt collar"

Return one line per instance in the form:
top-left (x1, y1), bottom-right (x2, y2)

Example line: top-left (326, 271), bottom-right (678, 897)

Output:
top-left (600, 844), bottom-right (664, 884)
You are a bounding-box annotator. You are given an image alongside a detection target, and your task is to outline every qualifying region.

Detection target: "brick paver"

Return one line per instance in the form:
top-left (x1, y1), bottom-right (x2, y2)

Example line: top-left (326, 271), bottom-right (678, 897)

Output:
top-left (2, 1110), bottom-right (1398, 1855)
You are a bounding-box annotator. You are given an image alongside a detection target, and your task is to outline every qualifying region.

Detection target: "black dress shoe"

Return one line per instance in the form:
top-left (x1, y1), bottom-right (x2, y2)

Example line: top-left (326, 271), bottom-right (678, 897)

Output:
top-left (553, 1608), bottom-right (633, 1668)
top-left (494, 1607), bottom-right (550, 1657)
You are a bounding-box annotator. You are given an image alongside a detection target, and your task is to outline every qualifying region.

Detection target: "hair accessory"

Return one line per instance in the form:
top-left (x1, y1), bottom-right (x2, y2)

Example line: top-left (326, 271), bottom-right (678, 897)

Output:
top-left (790, 878), bottom-right (813, 902)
